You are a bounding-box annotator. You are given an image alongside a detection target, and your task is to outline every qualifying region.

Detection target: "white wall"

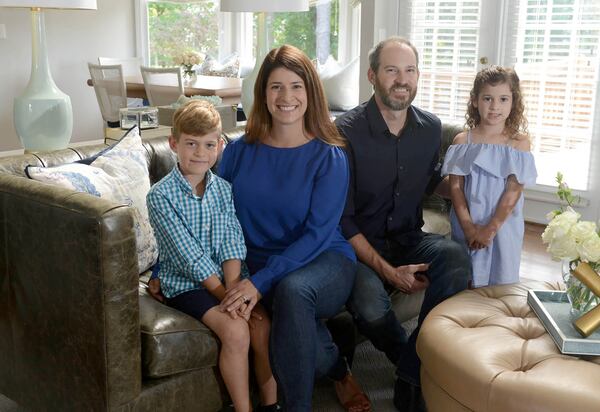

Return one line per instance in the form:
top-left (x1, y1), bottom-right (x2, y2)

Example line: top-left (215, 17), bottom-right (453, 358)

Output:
top-left (0, 0), bottom-right (136, 152)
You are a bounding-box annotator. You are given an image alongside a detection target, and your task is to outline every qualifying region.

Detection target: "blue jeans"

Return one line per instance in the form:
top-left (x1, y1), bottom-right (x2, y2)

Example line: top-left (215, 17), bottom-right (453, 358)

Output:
top-left (346, 233), bottom-right (471, 386)
top-left (264, 250), bottom-right (356, 412)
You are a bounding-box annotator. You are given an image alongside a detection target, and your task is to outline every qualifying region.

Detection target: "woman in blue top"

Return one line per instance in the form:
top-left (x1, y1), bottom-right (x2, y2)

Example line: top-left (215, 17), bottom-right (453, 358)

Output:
top-left (219, 45), bottom-right (370, 412)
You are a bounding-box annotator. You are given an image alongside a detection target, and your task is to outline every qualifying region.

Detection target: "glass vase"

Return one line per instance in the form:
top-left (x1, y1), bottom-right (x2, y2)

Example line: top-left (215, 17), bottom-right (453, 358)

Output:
top-left (182, 65), bottom-right (196, 82)
top-left (562, 260), bottom-right (600, 317)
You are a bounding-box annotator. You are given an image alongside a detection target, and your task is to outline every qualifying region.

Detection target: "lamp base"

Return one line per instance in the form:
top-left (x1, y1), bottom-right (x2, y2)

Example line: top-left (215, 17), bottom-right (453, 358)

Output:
top-left (241, 11), bottom-right (269, 118)
top-left (14, 93), bottom-right (73, 152)
top-left (13, 9), bottom-right (73, 152)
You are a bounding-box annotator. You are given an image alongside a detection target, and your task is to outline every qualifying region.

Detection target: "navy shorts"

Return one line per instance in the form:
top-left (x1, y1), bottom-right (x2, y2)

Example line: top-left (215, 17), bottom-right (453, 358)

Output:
top-left (166, 288), bottom-right (220, 320)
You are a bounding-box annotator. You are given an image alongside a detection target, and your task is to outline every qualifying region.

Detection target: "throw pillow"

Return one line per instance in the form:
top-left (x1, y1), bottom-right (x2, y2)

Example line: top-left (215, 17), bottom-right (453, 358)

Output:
top-left (320, 56), bottom-right (359, 111)
top-left (200, 53), bottom-right (240, 78)
top-left (25, 127), bottom-right (158, 273)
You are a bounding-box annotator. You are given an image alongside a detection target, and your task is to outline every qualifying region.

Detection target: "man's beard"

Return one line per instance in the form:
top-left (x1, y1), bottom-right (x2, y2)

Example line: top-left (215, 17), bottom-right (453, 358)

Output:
top-left (374, 78), bottom-right (417, 111)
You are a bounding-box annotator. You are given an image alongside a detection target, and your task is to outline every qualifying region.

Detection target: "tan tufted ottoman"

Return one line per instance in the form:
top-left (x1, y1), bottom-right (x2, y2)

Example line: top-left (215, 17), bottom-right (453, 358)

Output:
top-left (417, 280), bottom-right (600, 412)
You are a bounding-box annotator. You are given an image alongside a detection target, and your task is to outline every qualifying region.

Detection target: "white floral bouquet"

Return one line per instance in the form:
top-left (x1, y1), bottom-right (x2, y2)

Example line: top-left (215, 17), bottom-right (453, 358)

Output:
top-left (542, 173), bottom-right (600, 263)
top-left (542, 173), bottom-right (600, 312)
top-left (173, 51), bottom-right (204, 67)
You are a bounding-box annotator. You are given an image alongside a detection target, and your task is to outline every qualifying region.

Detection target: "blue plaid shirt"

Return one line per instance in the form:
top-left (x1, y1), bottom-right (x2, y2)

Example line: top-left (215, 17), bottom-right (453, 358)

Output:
top-left (147, 166), bottom-right (247, 298)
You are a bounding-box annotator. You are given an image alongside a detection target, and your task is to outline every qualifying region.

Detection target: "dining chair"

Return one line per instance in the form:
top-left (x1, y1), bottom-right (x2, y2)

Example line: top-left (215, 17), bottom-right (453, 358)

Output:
top-left (88, 63), bottom-right (127, 133)
top-left (140, 66), bottom-right (185, 107)
top-left (98, 57), bottom-right (146, 107)
top-left (98, 56), bottom-right (143, 78)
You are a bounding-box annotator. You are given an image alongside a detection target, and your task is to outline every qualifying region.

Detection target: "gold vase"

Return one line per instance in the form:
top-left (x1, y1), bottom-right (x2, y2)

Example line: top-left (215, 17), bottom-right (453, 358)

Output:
top-left (562, 260), bottom-right (600, 317)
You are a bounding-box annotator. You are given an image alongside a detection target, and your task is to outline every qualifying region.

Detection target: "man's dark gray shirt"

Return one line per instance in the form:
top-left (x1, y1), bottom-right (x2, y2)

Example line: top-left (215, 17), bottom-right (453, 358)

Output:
top-left (335, 96), bottom-right (443, 251)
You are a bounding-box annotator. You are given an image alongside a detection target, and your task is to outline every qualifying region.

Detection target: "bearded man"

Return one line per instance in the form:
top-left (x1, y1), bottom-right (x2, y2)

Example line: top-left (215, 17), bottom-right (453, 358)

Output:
top-left (335, 37), bottom-right (471, 412)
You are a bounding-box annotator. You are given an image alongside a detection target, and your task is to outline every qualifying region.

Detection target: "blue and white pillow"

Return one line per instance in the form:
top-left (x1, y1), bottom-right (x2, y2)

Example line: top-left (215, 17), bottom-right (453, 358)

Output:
top-left (26, 127), bottom-right (158, 273)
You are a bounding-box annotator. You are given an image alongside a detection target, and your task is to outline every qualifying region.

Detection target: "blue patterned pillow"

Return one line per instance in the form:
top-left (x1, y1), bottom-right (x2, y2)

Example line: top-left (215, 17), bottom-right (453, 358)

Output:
top-left (26, 127), bottom-right (158, 273)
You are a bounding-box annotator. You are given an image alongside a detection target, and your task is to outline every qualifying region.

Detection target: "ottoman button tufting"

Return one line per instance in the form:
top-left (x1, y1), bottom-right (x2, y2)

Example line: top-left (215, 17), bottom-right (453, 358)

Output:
top-left (417, 280), bottom-right (600, 412)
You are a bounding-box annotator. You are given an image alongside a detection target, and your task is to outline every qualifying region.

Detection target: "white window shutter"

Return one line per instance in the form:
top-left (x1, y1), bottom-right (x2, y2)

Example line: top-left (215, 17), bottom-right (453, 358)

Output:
top-left (402, 0), bottom-right (482, 123)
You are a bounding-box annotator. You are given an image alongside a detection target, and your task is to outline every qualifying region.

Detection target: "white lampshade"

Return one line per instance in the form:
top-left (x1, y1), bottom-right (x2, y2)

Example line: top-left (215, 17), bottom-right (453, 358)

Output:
top-left (220, 0), bottom-right (308, 13)
top-left (0, 1), bottom-right (96, 9)
top-left (0, 1), bottom-right (97, 151)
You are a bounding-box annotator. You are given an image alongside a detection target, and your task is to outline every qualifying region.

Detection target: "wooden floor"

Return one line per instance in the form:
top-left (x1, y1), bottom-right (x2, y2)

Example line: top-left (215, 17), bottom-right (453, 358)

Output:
top-left (520, 222), bottom-right (562, 283)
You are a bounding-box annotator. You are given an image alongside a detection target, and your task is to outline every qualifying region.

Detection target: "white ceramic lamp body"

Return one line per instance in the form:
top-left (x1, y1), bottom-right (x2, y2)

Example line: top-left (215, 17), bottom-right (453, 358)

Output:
top-left (14, 10), bottom-right (73, 151)
top-left (241, 12), bottom-right (267, 117)
top-left (14, 10), bottom-right (72, 151)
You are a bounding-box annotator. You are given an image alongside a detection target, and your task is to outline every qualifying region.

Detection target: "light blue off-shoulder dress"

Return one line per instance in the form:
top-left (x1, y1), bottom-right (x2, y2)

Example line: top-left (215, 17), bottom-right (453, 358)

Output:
top-left (441, 132), bottom-right (537, 287)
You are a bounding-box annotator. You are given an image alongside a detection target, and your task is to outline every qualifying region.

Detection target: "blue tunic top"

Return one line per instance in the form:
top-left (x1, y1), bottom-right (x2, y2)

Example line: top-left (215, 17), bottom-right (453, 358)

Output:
top-left (218, 136), bottom-right (356, 296)
top-left (442, 135), bottom-right (537, 287)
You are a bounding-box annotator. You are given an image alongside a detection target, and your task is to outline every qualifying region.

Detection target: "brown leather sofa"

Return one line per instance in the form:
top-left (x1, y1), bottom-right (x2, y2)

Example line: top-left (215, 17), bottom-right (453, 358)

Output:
top-left (0, 122), bottom-right (462, 411)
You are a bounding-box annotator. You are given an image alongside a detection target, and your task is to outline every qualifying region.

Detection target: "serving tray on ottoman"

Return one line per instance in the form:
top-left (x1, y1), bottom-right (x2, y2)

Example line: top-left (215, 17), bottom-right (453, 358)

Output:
top-left (527, 289), bottom-right (600, 355)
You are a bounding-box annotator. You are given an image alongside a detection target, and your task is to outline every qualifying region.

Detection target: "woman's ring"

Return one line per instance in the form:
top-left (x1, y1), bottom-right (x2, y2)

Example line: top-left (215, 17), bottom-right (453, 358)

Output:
top-left (242, 295), bottom-right (251, 304)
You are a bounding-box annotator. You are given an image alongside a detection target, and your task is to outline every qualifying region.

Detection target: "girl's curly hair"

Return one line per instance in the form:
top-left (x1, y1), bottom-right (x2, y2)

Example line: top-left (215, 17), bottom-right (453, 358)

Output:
top-left (466, 66), bottom-right (528, 138)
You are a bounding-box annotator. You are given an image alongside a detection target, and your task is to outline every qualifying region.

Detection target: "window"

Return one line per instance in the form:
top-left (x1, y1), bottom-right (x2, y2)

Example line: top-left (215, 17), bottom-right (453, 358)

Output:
top-left (145, 1), bottom-right (220, 66)
top-left (271, 0), bottom-right (340, 63)
top-left (402, 1), bottom-right (481, 122)
top-left (511, 0), bottom-right (600, 190)
top-left (135, 0), bottom-right (237, 67)
top-left (135, 0), bottom-right (360, 69)
top-left (399, 0), bottom-right (600, 195)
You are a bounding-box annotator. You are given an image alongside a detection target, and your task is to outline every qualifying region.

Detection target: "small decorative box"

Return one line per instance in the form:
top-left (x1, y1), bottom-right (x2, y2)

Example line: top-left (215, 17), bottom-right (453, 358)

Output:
top-left (120, 107), bottom-right (159, 130)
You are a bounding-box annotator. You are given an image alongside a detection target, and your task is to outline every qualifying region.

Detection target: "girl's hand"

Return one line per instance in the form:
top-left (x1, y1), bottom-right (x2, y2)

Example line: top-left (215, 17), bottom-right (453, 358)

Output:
top-left (464, 223), bottom-right (481, 249)
top-left (220, 279), bottom-right (261, 317)
top-left (473, 224), bottom-right (497, 248)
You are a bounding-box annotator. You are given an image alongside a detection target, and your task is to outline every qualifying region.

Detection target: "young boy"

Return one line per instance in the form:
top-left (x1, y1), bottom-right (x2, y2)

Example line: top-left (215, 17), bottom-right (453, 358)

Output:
top-left (146, 100), bottom-right (278, 412)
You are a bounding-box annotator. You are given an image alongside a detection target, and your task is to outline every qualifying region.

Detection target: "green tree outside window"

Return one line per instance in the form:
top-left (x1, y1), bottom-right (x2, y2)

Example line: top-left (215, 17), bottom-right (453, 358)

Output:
top-left (147, 1), bottom-right (219, 67)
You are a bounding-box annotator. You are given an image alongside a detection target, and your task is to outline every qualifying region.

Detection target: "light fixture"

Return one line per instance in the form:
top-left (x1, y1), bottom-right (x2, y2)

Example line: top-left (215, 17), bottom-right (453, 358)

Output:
top-left (220, 0), bottom-right (309, 117)
top-left (0, 1), bottom-right (97, 152)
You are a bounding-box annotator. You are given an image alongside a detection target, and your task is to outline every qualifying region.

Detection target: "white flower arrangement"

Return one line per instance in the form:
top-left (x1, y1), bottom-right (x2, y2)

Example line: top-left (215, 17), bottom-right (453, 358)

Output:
top-left (173, 51), bottom-right (204, 68)
top-left (542, 173), bottom-right (600, 313)
top-left (542, 173), bottom-right (600, 263)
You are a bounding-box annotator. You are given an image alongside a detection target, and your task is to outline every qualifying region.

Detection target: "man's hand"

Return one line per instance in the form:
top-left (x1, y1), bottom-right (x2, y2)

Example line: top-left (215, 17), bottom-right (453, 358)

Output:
top-left (147, 277), bottom-right (165, 303)
top-left (383, 263), bottom-right (430, 294)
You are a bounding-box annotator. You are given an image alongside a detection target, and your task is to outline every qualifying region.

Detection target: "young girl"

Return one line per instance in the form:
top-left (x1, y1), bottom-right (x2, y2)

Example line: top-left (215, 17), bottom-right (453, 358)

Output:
top-left (442, 66), bottom-right (537, 287)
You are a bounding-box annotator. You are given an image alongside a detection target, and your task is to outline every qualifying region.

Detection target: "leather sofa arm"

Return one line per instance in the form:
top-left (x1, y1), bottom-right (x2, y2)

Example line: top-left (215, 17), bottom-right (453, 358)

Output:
top-left (0, 175), bottom-right (141, 410)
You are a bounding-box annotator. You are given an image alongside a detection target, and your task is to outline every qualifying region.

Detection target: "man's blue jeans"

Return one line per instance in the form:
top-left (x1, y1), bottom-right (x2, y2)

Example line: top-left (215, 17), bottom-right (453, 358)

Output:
top-left (346, 233), bottom-right (471, 386)
top-left (265, 250), bottom-right (356, 412)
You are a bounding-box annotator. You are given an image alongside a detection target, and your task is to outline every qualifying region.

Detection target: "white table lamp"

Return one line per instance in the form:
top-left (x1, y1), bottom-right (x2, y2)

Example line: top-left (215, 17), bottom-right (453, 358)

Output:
top-left (0, 1), bottom-right (97, 151)
top-left (220, 0), bottom-right (309, 117)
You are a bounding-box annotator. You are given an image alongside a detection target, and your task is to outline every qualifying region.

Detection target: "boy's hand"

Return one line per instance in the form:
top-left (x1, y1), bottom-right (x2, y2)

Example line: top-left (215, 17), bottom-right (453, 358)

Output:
top-left (147, 278), bottom-right (165, 303)
top-left (232, 304), bottom-right (264, 325)
top-left (237, 304), bottom-right (251, 322)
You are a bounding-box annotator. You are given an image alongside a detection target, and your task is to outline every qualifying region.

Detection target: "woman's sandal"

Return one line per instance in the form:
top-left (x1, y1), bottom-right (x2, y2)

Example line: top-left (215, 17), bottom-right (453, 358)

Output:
top-left (334, 372), bottom-right (372, 412)
top-left (255, 403), bottom-right (281, 412)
